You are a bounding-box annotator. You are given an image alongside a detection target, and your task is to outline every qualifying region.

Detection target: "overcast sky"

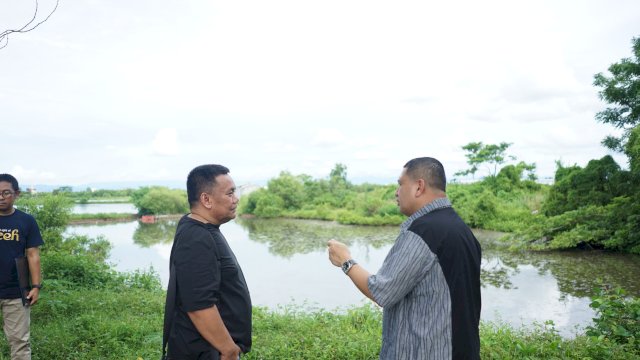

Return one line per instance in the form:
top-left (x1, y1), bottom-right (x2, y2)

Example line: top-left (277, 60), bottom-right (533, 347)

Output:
top-left (1, 0), bottom-right (638, 188)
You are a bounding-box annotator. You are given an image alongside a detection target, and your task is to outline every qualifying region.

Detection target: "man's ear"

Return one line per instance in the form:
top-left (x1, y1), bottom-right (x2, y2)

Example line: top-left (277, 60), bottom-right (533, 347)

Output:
top-left (415, 179), bottom-right (426, 197)
top-left (200, 192), bottom-right (213, 209)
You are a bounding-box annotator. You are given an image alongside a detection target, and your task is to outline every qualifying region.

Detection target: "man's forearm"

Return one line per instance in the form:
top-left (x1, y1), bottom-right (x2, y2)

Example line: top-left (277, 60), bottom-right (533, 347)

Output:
top-left (347, 264), bottom-right (376, 303)
top-left (26, 247), bottom-right (41, 285)
top-left (187, 305), bottom-right (238, 355)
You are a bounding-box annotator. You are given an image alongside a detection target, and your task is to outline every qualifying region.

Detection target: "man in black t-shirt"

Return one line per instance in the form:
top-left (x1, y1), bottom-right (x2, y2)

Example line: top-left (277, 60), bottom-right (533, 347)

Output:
top-left (165, 165), bottom-right (252, 360)
top-left (0, 174), bottom-right (44, 360)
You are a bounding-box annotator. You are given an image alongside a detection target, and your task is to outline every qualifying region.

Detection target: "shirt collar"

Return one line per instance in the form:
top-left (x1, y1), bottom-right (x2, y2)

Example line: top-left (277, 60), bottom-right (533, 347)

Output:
top-left (401, 197), bottom-right (452, 230)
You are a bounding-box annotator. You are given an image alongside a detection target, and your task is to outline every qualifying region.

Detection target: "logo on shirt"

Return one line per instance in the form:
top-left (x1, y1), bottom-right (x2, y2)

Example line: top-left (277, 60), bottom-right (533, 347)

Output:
top-left (0, 229), bottom-right (20, 241)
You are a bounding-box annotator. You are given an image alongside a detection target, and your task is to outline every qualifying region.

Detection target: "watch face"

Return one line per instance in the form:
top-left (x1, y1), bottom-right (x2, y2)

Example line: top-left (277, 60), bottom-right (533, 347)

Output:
top-left (342, 260), bottom-right (354, 274)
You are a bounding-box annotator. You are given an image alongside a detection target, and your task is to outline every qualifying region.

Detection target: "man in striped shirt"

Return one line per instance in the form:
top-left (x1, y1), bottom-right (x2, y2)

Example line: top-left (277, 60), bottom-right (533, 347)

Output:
top-left (328, 157), bottom-right (481, 359)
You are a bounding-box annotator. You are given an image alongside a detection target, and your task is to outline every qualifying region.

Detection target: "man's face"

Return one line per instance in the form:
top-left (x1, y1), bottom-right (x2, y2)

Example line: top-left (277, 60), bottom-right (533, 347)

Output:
top-left (0, 181), bottom-right (18, 214)
top-left (207, 174), bottom-right (239, 224)
top-left (396, 168), bottom-right (417, 216)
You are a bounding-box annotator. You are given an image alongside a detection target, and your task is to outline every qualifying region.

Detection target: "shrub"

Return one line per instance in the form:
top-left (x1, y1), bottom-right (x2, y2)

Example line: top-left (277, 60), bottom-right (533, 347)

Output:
top-left (587, 287), bottom-right (640, 351)
top-left (131, 186), bottom-right (188, 215)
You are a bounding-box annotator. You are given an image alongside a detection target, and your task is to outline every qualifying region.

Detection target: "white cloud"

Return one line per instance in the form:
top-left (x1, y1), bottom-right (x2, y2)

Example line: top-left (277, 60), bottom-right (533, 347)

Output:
top-left (0, 0), bottom-right (638, 185)
top-left (152, 128), bottom-right (180, 156)
top-left (312, 128), bottom-right (347, 147)
top-left (9, 166), bottom-right (57, 185)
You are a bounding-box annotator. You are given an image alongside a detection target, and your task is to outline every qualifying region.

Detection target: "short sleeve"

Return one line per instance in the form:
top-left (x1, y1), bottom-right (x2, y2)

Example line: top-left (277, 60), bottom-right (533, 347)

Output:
top-left (368, 230), bottom-right (437, 307)
top-left (174, 225), bottom-right (221, 312)
top-left (26, 215), bottom-right (44, 248)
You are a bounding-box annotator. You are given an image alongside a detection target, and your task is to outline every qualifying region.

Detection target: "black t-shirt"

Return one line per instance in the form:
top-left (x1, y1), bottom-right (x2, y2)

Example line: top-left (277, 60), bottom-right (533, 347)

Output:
top-left (168, 215), bottom-right (252, 357)
top-left (0, 209), bottom-right (44, 299)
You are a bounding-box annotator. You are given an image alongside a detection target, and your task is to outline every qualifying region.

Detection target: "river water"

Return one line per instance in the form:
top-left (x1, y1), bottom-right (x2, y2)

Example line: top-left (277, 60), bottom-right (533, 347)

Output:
top-left (65, 204), bottom-right (640, 337)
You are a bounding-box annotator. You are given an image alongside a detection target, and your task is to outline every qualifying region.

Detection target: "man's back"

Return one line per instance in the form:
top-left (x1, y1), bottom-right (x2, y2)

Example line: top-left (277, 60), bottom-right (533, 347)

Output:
top-left (408, 207), bottom-right (482, 359)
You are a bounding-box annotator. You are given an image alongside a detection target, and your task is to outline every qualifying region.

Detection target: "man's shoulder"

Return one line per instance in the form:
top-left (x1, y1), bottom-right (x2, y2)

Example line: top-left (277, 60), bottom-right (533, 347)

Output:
top-left (173, 216), bottom-right (220, 252)
top-left (409, 207), bottom-right (458, 229)
top-left (1, 209), bottom-right (37, 224)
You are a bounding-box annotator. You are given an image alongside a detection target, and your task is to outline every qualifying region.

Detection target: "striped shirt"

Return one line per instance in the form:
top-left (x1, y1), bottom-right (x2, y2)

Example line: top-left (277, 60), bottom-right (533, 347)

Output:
top-left (368, 198), bottom-right (481, 360)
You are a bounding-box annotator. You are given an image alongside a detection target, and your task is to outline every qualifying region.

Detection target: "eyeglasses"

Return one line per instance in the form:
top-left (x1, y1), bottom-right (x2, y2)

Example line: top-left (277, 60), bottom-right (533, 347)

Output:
top-left (0, 190), bottom-right (15, 199)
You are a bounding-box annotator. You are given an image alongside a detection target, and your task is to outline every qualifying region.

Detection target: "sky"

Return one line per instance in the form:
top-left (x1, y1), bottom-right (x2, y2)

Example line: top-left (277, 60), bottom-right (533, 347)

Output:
top-left (1, 0), bottom-right (639, 189)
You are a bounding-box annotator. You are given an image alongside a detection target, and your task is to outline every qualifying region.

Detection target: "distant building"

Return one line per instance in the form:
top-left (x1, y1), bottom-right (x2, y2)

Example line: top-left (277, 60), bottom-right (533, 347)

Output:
top-left (26, 187), bottom-right (37, 194)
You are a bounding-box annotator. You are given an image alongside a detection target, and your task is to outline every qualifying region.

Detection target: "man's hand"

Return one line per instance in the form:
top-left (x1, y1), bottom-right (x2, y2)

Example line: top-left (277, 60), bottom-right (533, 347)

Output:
top-left (27, 288), bottom-right (39, 305)
top-left (220, 344), bottom-right (241, 360)
top-left (327, 239), bottom-right (352, 267)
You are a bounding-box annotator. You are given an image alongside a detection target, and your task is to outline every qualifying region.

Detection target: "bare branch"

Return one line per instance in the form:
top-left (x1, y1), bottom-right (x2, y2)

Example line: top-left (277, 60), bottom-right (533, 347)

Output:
top-left (0, 0), bottom-right (60, 50)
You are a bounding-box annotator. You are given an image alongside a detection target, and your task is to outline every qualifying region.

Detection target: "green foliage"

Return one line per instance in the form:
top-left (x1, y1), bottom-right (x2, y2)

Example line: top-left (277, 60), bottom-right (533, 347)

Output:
top-left (266, 171), bottom-right (306, 209)
top-left (69, 212), bottom-right (136, 222)
top-left (515, 152), bottom-right (640, 253)
top-left (587, 287), bottom-right (640, 352)
top-left (517, 194), bottom-right (640, 253)
top-left (626, 124), bottom-right (640, 173)
top-left (447, 180), bottom-right (544, 233)
top-left (593, 37), bottom-right (640, 152)
top-left (480, 320), bottom-right (638, 359)
top-left (131, 186), bottom-right (188, 215)
top-left (19, 267), bottom-right (163, 360)
top-left (240, 165), bottom-right (399, 225)
top-left (513, 39), bottom-right (640, 254)
top-left (42, 251), bottom-right (119, 289)
top-left (255, 190), bottom-right (286, 218)
top-left (53, 234), bottom-right (112, 262)
top-left (247, 305), bottom-right (382, 359)
top-left (455, 141), bottom-right (517, 178)
top-left (543, 156), bottom-right (629, 216)
top-left (16, 194), bottom-right (73, 249)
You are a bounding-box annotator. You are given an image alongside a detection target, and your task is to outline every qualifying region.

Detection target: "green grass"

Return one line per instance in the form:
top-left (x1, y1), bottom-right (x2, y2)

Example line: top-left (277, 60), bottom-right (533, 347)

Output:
top-left (1, 290), bottom-right (638, 359)
top-left (77, 197), bottom-right (132, 204)
top-left (69, 212), bottom-right (137, 223)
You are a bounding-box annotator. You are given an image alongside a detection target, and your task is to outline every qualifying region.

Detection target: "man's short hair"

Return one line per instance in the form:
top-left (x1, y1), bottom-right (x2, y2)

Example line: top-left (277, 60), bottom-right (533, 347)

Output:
top-left (187, 164), bottom-right (230, 207)
top-left (0, 174), bottom-right (20, 192)
top-left (404, 157), bottom-right (446, 192)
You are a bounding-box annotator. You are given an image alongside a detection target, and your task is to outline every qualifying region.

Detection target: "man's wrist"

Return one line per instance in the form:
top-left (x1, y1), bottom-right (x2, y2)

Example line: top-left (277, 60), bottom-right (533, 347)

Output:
top-left (31, 284), bottom-right (42, 289)
top-left (341, 259), bottom-right (357, 274)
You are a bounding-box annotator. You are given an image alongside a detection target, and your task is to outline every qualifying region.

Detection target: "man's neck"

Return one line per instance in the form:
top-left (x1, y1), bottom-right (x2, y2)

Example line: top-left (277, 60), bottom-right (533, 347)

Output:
top-left (189, 209), bottom-right (221, 225)
top-left (0, 207), bottom-right (15, 216)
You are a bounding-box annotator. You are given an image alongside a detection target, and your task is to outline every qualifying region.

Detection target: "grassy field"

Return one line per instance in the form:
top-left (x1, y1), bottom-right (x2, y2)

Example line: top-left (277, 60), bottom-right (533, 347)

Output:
top-left (0, 285), bottom-right (637, 360)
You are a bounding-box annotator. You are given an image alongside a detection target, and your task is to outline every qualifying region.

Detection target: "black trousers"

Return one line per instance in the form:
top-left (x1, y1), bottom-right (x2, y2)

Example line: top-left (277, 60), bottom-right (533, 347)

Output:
top-left (167, 349), bottom-right (219, 360)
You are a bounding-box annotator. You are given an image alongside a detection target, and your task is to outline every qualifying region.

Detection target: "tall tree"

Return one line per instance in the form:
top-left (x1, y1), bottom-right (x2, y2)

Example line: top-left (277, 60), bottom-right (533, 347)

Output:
top-left (593, 37), bottom-right (640, 152)
top-left (456, 142), bottom-right (515, 178)
top-left (455, 142), bottom-right (482, 179)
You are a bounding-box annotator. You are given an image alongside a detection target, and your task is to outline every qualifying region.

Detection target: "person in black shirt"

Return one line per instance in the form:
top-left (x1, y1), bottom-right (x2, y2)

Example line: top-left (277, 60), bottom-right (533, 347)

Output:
top-left (165, 165), bottom-right (251, 360)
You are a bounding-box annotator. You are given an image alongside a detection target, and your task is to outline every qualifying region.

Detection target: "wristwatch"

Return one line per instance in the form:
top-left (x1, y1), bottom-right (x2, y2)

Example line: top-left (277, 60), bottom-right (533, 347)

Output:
top-left (341, 259), bottom-right (357, 274)
top-left (31, 284), bottom-right (42, 289)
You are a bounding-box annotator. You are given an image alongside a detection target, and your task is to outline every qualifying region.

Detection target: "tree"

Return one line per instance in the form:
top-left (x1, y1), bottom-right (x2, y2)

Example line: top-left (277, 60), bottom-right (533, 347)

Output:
top-left (131, 187), bottom-right (188, 215)
top-left (626, 124), bottom-right (640, 174)
top-left (542, 155), bottom-right (627, 216)
top-left (266, 171), bottom-right (305, 210)
top-left (16, 193), bottom-right (72, 249)
top-left (455, 142), bottom-right (482, 178)
top-left (0, 0), bottom-right (60, 49)
top-left (456, 142), bottom-right (516, 178)
top-left (593, 37), bottom-right (640, 152)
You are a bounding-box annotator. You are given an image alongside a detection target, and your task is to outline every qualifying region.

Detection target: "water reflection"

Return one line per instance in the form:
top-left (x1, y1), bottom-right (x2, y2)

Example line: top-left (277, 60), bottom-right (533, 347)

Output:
top-left (133, 220), bottom-right (178, 247)
top-left (236, 217), bottom-right (397, 258)
top-left (68, 216), bottom-right (640, 336)
top-left (127, 217), bottom-right (640, 299)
